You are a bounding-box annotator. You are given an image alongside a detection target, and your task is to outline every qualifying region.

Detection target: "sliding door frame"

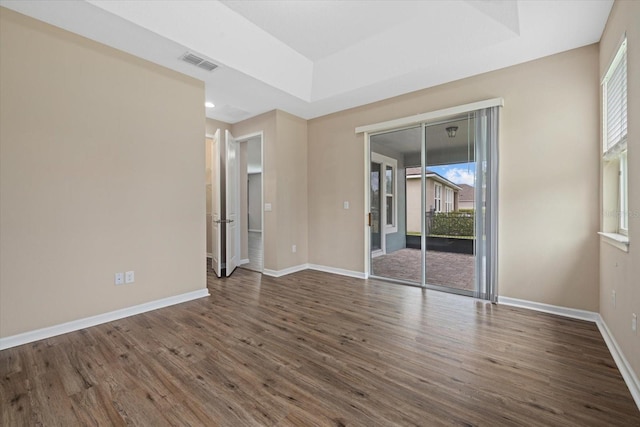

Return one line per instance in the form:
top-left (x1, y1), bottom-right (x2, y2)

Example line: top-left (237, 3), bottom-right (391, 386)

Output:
top-left (360, 98), bottom-right (503, 300)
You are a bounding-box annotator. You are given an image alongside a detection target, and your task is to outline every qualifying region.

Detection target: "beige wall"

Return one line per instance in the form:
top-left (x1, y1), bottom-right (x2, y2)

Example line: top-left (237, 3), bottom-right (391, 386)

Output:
top-left (599, 0), bottom-right (640, 383)
top-left (274, 111), bottom-right (309, 270)
top-left (406, 178), bottom-right (421, 234)
top-left (206, 118), bottom-right (232, 136)
top-left (308, 44), bottom-right (601, 311)
top-left (231, 111), bottom-right (277, 270)
top-left (0, 8), bottom-right (206, 337)
top-left (230, 110), bottom-right (308, 271)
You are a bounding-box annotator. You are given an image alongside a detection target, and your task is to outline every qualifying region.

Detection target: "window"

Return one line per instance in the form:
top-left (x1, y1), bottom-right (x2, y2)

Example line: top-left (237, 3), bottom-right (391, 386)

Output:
top-left (371, 153), bottom-right (398, 233)
top-left (602, 37), bottom-right (628, 238)
top-left (434, 183), bottom-right (442, 213)
top-left (620, 151), bottom-right (628, 232)
top-left (385, 165), bottom-right (394, 226)
top-left (444, 187), bottom-right (454, 213)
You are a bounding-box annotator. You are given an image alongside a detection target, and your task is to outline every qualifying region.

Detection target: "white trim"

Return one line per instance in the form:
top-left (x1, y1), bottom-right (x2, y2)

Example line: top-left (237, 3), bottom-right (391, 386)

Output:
top-left (371, 250), bottom-right (384, 258)
top-left (248, 229), bottom-right (262, 233)
top-left (307, 264), bottom-right (367, 279)
top-left (206, 253), bottom-right (212, 259)
top-left (598, 232), bottom-right (630, 252)
top-left (234, 131), bottom-right (263, 142)
top-left (371, 152), bottom-right (398, 235)
top-left (0, 289), bottom-right (210, 350)
top-left (498, 297), bottom-right (599, 322)
top-left (499, 296), bottom-right (639, 410)
top-left (263, 264), bottom-right (308, 278)
top-left (263, 263), bottom-right (367, 280)
top-left (239, 258), bottom-right (249, 266)
top-left (355, 98), bottom-right (504, 134)
top-left (235, 131), bottom-right (265, 280)
top-left (364, 132), bottom-right (371, 281)
top-left (596, 315), bottom-right (640, 410)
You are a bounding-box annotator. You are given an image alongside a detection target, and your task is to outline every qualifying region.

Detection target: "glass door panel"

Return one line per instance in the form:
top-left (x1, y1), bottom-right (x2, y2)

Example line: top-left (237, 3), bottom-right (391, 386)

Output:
top-left (369, 127), bottom-right (421, 285)
top-left (423, 114), bottom-right (476, 295)
top-left (367, 108), bottom-right (497, 301)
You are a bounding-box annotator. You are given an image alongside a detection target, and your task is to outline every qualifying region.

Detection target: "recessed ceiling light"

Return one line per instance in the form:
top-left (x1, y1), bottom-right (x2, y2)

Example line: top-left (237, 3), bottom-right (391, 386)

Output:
top-left (205, 102), bottom-right (215, 108)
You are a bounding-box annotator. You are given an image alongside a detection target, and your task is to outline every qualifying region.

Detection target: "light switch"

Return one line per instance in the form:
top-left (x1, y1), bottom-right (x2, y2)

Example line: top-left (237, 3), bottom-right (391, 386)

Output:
top-left (265, 203), bottom-right (272, 212)
top-left (343, 201), bottom-right (350, 209)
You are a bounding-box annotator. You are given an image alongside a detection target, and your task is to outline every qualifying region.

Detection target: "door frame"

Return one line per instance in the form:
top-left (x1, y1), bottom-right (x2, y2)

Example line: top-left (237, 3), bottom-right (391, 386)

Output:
top-left (361, 98), bottom-right (502, 296)
top-left (235, 131), bottom-right (264, 273)
top-left (370, 152), bottom-right (399, 257)
top-left (206, 130), bottom-right (222, 277)
top-left (225, 130), bottom-right (239, 276)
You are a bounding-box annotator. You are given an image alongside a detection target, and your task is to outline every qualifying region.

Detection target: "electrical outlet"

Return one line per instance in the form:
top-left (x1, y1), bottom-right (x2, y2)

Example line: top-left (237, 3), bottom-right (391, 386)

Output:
top-left (633, 313), bottom-right (637, 334)
top-left (292, 245), bottom-right (297, 253)
top-left (125, 271), bottom-right (135, 284)
top-left (343, 201), bottom-right (350, 209)
top-left (115, 272), bottom-right (124, 285)
top-left (612, 290), bottom-right (616, 308)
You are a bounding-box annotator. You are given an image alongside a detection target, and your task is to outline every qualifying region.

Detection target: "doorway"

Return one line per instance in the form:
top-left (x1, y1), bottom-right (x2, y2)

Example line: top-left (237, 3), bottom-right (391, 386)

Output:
top-left (239, 134), bottom-right (264, 272)
top-left (206, 130), bottom-right (264, 277)
top-left (206, 129), bottom-right (240, 278)
top-left (364, 102), bottom-right (499, 301)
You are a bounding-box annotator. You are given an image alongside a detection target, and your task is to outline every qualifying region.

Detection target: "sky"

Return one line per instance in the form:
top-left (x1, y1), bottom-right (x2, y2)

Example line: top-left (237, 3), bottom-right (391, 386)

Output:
top-left (429, 162), bottom-right (475, 186)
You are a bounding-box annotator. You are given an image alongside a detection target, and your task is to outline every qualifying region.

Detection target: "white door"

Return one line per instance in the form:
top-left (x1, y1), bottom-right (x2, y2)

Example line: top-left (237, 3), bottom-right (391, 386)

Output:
top-left (225, 130), bottom-right (239, 276)
top-left (209, 130), bottom-right (222, 278)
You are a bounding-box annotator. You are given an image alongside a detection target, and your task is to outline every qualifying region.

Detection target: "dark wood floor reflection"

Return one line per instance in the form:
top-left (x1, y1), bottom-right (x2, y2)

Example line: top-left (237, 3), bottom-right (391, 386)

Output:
top-left (1, 268), bottom-right (638, 425)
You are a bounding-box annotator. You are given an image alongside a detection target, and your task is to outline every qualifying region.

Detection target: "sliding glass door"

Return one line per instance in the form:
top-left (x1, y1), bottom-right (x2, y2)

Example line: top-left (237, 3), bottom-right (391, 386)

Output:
top-left (368, 107), bottom-right (498, 301)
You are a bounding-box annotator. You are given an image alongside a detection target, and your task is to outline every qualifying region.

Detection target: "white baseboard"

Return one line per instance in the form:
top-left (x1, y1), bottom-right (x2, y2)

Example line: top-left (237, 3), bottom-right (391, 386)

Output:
top-left (262, 263), bottom-right (366, 280)
top-left (499, 296), bottom-right (639, 410)
top-left (263, 264), bottom-right (308, 278)
top-left (596, 315), bottom-right (640, 410)
top-left (307, 264), bottom-right (367, 279)
top-left (498, 296), bottom-right (600, 322)
top-left (0, 288), bottom-right (210, 351)
top-left (239, 258), bottom-right (250, 266)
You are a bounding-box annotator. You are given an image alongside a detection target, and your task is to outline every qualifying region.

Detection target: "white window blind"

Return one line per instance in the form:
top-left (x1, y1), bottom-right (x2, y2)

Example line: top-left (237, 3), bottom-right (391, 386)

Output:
top-left (603, 39), bottom-right (627, 154)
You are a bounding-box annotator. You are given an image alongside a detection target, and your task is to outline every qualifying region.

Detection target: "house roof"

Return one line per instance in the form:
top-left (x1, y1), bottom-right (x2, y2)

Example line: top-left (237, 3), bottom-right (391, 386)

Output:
top-left (458, 184), bottom-right (475, 202)
top-left (405, 167), bottom-right (462, 191)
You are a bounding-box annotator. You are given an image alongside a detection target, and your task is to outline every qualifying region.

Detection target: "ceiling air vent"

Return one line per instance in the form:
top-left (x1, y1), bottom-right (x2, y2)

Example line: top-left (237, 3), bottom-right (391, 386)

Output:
top-left (179, 52), bottom-right (218, 72)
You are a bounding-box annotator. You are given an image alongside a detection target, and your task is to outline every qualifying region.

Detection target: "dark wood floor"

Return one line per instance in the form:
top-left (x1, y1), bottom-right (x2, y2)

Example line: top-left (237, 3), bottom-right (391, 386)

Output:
top-left (1, 269), bottom-right (638, 426)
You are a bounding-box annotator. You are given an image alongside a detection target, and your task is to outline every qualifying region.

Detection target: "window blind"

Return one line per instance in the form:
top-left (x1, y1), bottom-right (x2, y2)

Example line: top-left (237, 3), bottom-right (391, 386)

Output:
top-left (604, 39), bottom-right (627, 154)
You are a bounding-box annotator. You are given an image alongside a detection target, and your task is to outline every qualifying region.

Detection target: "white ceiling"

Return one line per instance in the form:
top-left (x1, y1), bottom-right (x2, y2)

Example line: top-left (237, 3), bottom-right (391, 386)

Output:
top-left (1, 0), bottom-right (613, 123)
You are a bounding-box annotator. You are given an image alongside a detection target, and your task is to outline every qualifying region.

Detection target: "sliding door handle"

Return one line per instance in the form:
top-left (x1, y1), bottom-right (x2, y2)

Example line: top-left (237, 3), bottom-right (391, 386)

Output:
top-left (368, 213), bottom-right (372, 227)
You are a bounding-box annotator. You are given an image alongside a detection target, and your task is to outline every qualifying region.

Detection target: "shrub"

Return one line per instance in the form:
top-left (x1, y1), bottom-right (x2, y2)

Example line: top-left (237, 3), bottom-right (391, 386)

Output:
top-left (429, 211), bottom-right (474, 237)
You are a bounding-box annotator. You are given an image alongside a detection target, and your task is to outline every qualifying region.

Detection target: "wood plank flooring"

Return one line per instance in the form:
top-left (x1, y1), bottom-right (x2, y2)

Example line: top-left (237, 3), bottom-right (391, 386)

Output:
top-left (241, 231), bottom-right (263, 273)
top-left (1, 268), bottom-right (638, 426)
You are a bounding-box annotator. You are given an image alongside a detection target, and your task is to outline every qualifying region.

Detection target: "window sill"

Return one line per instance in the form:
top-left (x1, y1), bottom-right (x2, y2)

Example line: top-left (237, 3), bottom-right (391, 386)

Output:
top-left (598, 232), bottom-right (629, 252)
